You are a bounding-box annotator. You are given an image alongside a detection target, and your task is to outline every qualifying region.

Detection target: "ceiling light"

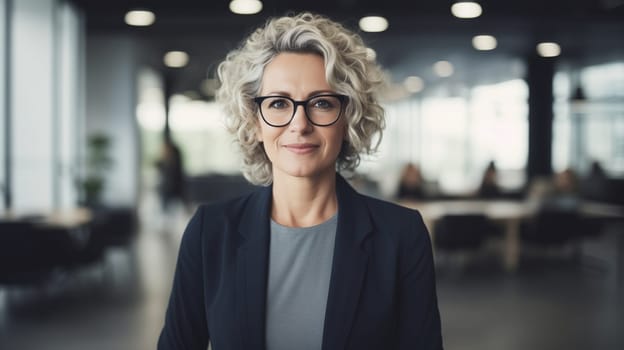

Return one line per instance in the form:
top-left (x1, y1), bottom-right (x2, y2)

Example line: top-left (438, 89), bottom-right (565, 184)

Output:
top-left (451, 2), bottom-right (482, 19)
top-left (164, 51), bottom-right (189, 68)
top-left (229, 0), bottom-right (263, 15)
top-left (472, 35), bottom-right (497, 51)
top-left (404, 76), bottom-right (424, 93)
top-left (359, 16), bottom-right (389, 32)
top-left (433, 61), bottom-right (454, 77)
top-left (536, 42), bottom-right (561, 57)
top-left (124, 10), bottom-right (155, 26)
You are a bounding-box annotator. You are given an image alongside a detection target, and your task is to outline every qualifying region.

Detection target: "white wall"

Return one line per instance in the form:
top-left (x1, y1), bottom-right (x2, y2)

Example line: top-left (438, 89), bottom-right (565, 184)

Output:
top-left (6, 0), bottom-right (83, 212)
top-left (5, 0), bottom-right (138, 210)
top-left (86, 35), bottom-right (140, 206)
top-left (10, 0), bottom-right (55, 212)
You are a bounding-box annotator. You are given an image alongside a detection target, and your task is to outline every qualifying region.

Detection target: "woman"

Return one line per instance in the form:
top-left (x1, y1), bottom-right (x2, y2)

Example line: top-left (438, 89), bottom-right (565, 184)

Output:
top-left (159, 12), bottom-right (442, 350)
top-left (477, 161), bottom-right (501, 199)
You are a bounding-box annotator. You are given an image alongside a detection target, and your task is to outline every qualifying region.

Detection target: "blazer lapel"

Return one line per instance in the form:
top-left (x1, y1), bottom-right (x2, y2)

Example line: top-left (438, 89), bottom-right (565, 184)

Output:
top-left (322, 174), bottom-right (373, 350)
top-left (236, 185), bottom-right (272, 350)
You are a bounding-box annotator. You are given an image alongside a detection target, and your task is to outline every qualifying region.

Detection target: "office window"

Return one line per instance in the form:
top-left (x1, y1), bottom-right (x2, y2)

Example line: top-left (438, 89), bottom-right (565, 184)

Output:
top-left (368, 79), bottom-right (528, 196)
top-left (136, 69), bottom-right (242, 206)
top-left (141, 76), bottom-right (531, 196)
top-left (136, 68), bottom-right (166, 188)
top-left (469, 80), bottom-right (528, 189)
top-left (169, 97), bottom-right (241, 176)
top-left (553, 62), bottom-right (624, 176)
top-left (420, 97), bottom-right (471, 193)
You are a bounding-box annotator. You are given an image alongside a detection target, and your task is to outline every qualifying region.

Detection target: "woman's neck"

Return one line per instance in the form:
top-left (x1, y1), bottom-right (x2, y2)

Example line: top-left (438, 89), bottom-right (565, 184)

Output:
top-left (271, 171), bottom-right (338, 228)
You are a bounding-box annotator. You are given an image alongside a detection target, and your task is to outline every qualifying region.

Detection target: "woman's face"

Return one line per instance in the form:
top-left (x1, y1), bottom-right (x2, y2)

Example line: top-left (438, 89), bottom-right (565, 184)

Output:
top-left (256, 52), bottom-right (346, 182)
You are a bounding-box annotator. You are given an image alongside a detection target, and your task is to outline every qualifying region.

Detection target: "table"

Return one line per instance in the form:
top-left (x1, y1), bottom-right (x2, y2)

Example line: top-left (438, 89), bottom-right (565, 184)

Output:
top-left (399, 199), bottom-right (624, 272)
top-left (1, 208), bottom-right (95, 284)
top-left (399, 200), bottom-right (530, 271)
top-left (1, 208), bottom-right (92, 229)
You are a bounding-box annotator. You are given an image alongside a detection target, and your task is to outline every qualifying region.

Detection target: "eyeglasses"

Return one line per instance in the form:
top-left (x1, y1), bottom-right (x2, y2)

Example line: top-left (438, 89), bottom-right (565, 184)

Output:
top-left (253, 94), bottom-right (348, 127)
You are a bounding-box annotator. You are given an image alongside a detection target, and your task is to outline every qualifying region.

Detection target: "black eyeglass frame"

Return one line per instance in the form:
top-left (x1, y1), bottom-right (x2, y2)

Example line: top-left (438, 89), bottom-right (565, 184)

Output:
top-left (253, 94), bottom-right (348, 127)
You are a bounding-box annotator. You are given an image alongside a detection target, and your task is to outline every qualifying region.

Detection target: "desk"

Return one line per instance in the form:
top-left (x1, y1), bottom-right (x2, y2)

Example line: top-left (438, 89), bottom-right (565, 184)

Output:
top-left (578, 201), bottom-right (624, 219)
top-left (399, 199), bottom-right (624, 272)
top-left (1, 208), bottom-right (92, 229)
top-left (1, 208), bottom-right (95, 284)
top-left (399, 200), bottom-right (530, 271)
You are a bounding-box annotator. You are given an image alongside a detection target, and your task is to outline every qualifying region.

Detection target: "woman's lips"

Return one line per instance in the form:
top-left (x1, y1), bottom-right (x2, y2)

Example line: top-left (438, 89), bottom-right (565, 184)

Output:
top-left (284, 143), bottom-right (319, 154)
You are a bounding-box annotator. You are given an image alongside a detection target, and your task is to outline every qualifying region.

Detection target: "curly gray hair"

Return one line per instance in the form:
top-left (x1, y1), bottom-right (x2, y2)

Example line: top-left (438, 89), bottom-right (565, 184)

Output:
top-left (216, 12), bottom-right (385, 185)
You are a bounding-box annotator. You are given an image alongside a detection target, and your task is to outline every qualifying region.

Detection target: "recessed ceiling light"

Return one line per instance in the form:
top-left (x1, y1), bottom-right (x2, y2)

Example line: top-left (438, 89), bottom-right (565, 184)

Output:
top-left (124, 10), bottom-right (155, 26)
top-left (164, 51), bottom-right (189, 68)
top-left (229, 0), bottom-right (263, 15)
top-left (536, 42), bottom-right (561, 57)
top-left (433, 61), bottom-right (454, 77)
top-left (404, 76), bottom-right (424, 93)
top-left (451, 2), bottom-right (482, 19)
top-left (359, 16), bottom-right (389, 32)
top-left (472, 35), bottom-right (497, 51)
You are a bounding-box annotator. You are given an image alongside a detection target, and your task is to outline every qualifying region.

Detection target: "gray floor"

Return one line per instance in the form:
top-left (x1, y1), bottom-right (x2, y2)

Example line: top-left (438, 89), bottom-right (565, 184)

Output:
top-left (1, 209), bottom-right (622, 350)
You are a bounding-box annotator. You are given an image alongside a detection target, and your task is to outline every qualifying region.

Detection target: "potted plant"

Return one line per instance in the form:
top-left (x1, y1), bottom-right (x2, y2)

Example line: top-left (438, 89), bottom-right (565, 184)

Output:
top-left (80, 133), bottom-right (113, 207)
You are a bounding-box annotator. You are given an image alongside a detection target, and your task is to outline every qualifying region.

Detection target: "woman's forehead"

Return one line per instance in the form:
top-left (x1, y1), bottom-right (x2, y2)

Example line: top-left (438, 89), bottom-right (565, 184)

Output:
top-left (260, 53), bottom-right (330, 95)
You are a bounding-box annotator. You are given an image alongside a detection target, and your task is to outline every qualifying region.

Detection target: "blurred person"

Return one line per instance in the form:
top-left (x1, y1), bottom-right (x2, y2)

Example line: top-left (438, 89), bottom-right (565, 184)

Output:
top-left (158, 13), bottom-right (442, 350)
top-left (547, 168), bottom-right (580, 211)
top-left (155, 139), bottom-right (186, 212)
top-left (397, 162), bottom-right (425, 200)
top-left (587, 160), bottom-right (606, 179)
top-left (521, 168), bottom-right (591, 247)
top-left (580, 160), bottom-right (609, 201)
top-left (476, 161), bottom-right (502, 199)
top-left (553, 168), bottom-right (578, 193)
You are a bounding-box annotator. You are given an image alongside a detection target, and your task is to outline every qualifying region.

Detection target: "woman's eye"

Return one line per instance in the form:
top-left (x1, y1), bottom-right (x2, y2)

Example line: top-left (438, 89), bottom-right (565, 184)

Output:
top-left (268, 99), bottom-right (289, 109)
top-left (311, 99), bottom-right (334, 109)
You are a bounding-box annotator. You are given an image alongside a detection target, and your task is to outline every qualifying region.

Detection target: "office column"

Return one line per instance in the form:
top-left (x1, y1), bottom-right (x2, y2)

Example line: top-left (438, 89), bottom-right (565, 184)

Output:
top-left (526, 55), bottom-right (555, 181)
top-left (0, 0), bottom-right (7, 210)
top-left (56, 2), bottom-right (84, 209)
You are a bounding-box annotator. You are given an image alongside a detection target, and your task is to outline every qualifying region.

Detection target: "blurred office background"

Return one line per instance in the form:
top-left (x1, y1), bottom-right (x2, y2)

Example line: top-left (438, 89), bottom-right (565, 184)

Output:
top-left (1, 0), bottom-right (623, 349)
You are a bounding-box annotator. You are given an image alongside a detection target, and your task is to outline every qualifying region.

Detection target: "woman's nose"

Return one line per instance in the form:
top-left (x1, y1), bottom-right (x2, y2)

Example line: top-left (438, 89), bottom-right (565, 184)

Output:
top-left (288, 105), bottom-right (312, 132)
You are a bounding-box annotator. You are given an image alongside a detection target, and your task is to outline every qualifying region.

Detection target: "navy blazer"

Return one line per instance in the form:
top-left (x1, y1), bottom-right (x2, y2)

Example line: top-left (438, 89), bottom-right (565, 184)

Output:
top-left (158, 174), bottom-right (443, 350)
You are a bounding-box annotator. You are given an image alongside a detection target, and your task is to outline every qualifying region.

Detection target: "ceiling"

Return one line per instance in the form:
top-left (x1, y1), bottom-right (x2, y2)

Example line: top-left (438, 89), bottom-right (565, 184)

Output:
top-left (69, 0), bottom-right (624, 98)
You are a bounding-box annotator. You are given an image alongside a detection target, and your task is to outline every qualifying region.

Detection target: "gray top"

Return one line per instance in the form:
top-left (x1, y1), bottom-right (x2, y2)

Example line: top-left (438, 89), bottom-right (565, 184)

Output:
top-left (265, 214), bottom-right (338, 350)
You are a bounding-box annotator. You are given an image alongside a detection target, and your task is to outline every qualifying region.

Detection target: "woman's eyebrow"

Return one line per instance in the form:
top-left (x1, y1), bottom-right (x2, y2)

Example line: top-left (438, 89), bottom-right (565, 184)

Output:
top-left (262, 91), bottom-right (291, 96)
top-left (306, 90), bottom-right (335, 97)
top-left (260, 90), bottom-right (336, 98)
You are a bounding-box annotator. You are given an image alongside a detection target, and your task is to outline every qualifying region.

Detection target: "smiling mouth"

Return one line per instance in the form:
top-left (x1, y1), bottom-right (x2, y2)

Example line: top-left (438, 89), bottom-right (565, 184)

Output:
top-left (284, 143), bottom-right (319, 154)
